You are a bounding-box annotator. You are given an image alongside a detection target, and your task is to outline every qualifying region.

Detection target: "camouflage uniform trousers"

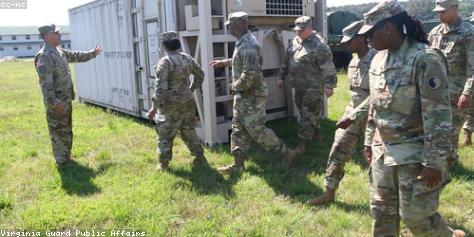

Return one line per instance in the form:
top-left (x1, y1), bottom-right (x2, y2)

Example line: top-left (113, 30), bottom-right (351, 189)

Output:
top-left (324, 104), bottom-right (366, 189)
top-left (231, 94), bottom-right (287, 158)
top-left (462, 104), bottom-right (474, 132)
top-left (294, 87), bottom-right (323, 141)
top-left (45, 100), bottom-right (73, 164)
top-left (369, 152), bottom-right (452, 237)
top-left (155, 100), bottom-right (204, 163)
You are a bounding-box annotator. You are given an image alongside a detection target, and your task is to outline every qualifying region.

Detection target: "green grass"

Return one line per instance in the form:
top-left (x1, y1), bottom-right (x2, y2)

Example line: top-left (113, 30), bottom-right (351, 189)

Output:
top-left (0, 60), bottom-right (473, 236)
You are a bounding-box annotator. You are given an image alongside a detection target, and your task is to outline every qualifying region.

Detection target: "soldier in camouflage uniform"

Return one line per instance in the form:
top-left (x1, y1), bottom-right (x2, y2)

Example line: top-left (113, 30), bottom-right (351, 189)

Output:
top-left (462, 15), bottom-right (474, 146)
top-left (210, 12), bottom-right (295, 172)
top-left (278, 16), bottom-right (338, 154)
top-left (34, 24), bottom-right (102, 165)
top-left (147, 31), bottom-right (206, 171)
top-left (308, 21), bottom-right (376, 206)
top-left (428, 0), bottom-right (474, 152)
top-left (359, 1), bottom-right (465, 236)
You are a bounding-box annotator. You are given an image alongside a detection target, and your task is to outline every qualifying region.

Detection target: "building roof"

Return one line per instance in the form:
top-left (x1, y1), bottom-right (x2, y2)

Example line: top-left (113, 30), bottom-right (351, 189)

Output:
top-left (0, 26), bottom-right (70, 35)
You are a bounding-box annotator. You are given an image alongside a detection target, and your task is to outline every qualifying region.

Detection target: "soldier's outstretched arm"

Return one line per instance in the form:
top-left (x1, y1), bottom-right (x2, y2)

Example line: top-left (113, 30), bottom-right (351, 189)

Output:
top-left (61, 45), bottom-right (102, 63)
top-left (209, 58), bottom-right (232, 68)
top-left (35, 54), bottom-right (56, 108)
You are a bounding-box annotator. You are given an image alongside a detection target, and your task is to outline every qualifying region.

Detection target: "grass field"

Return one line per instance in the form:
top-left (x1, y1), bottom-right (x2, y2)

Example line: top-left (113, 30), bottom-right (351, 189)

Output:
top-left (0, 60), bottom-right (473, 236)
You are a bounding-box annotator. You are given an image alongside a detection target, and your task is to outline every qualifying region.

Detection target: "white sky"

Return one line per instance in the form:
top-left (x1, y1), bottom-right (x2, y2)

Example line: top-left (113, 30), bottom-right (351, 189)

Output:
top-left (0, 0), bottom-right (380, 26)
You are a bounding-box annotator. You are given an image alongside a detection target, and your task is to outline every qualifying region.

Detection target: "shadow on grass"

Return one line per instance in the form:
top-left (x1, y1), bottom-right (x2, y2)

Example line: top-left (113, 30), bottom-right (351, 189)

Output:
top-left (57, 160), bottom-right (111, 196)
top-left (170, 161), bottom-right (238, 198)
top-left (333, 201), bottom-right (371, 215)
top-left (451, 160), bottom-right (474, 181)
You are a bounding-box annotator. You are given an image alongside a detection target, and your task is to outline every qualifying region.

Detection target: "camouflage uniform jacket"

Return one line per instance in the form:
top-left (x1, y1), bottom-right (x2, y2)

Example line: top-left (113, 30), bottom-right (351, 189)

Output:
top-left (152, 51), bottom-right (204, 108)
top-left (364, 39), bottom-right (452, 171)
top-left (34, 44), bottom-right (97, 108)
top-left (428, 18), bottom-right (474, 100)
top-left (280, 32), bottom-right (337, 91)
top-left (220, 31), bottom-right (267, 97)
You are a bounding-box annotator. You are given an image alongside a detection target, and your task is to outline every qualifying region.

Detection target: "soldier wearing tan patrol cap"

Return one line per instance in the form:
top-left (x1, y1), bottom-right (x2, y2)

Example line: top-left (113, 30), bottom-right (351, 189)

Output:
top-left (278, 15), bottom-right (337, 155)
top-left (34, 24), bottom-right (102, 166)
top-left (428, 0), bottom-right (474, 151)
top-left (210, 11), bottom-right (296, 172)
top-left (308, 20), bottom-right (376, 206)
top-left (359, 0), bottom-right (465, 236)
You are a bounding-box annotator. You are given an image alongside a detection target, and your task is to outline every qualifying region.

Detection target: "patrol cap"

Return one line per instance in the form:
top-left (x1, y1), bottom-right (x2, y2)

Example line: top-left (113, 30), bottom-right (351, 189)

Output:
top-left (358, 0), bottom-right (405, 35)
top-left (294, 16), bottom-right (313, 31)
top-left (38, 24), bottom-right (60, 37)
top-left (224, 11), bottom-right (248, 26)
top-left (433, 0), bottom-right (459, 12)
top-left (341, 20), bottom-right (364, 44)
top-left (160, 31), bottom-right (178, 41)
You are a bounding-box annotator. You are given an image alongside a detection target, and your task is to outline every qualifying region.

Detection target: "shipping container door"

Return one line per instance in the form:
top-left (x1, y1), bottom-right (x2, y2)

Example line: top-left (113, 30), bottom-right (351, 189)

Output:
top-left (130, 0), bottom-right (152, 117)
top-left (70, 0), bottom-right (139, 115)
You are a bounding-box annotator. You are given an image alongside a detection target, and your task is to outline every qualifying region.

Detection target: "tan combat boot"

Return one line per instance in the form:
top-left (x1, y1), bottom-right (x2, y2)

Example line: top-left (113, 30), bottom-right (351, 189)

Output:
top-left (295, 140), bottom-right (307, 155)
top-left (307, 187), bottom-right (336, 206)
top-left (218, 155), bottom-right (245, 173)
top-left (283, 148), bottom-right (296, 166)
top-left (460, 130), bottom-right (472, 147)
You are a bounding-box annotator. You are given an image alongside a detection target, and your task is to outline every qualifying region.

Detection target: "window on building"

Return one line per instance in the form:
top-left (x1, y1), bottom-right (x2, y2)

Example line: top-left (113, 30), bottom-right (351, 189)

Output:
top-left (13, 45), bottom-right (18, 50)
top-left (26, 35), bottom-right (30, 40)
top-left (0, 35), bottom-right (2, 40)
top-left (0, 46), bottom-right (4, 51)
top-left (12, 35), bottom-right (16, 40)
top-left (27, 45), bottom-right (32, 50)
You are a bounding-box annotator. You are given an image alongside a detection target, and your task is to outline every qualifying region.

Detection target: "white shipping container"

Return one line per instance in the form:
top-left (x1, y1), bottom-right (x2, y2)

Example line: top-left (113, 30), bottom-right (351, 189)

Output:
top-left (69, 0), bottom-right (327, 145)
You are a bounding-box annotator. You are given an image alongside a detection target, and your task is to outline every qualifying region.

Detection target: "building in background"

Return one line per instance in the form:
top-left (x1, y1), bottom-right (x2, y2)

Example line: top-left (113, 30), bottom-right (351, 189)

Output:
top-left (0, 26), bottom-right (70, 58)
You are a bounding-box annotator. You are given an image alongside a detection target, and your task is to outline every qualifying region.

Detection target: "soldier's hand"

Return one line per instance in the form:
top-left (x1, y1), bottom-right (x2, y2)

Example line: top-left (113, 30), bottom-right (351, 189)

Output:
top-left (277, 80), bottom-right (284, 88)
top-left (324, 88), bottom-right (334, 97)
top-left (363, 146), bottom-right (372, 165)
top-left (417, 166), bottom-right (442, 189)
top-left (457, 94), bottom-right (472, 109)
top-left (336, 117), bottom-right (353, 129)
top-left (147, 108), bottom-right (157, 121)
top-left (94, 45), bottom-right (103, 56)
top-left (54, 100), bottom-right (66, 115)
top-left (209, 60), bottom-right (224, 68)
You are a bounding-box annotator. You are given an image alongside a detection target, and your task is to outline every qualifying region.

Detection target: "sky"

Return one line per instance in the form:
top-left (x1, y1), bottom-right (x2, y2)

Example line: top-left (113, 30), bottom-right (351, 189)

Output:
top-left (0, 0), bottom-right (380, 26)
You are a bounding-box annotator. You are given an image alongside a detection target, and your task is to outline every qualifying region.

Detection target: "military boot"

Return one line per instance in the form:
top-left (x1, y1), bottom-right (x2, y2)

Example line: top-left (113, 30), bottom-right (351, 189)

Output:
top-left (307, 187), bottom-right (336, 206)
top-left (283, 148), bottom-right (296, 166)
top-left (192, 154), bottom-right (208, 166)
top-left (295, 140), bottom-right (308, 155)
top-left (460, 130), bottom-right (472, 147)
top-left (156, 161), bottom-right (170, 171)
top-left (218, 155), bottom-right (245, 173)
